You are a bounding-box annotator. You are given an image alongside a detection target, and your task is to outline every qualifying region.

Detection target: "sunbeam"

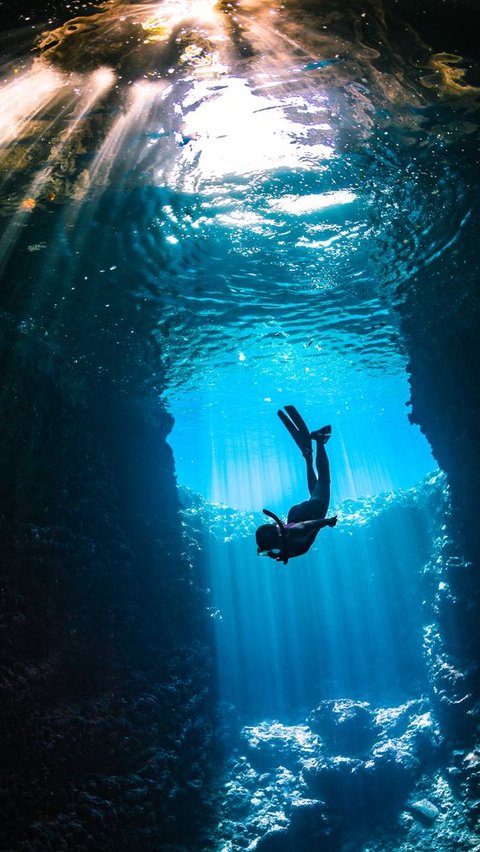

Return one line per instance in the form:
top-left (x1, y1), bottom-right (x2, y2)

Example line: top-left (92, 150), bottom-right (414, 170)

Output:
top-left (0, 66), bottom-right (115, 274)
top-left (0, 66), bottom-right (62, 147)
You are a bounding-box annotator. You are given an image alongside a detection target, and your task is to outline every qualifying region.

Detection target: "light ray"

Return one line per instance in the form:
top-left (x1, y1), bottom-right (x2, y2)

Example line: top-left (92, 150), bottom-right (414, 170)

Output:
top-left (0, 66), bottom-right (63, 147)
top-left (84, 80), bottom-right (165, 191)
top-left (0, 68), bottom-right (116, 275)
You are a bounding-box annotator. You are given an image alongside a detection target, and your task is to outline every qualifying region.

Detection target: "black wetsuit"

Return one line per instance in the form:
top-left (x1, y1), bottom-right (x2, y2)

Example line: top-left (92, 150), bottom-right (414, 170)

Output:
top-left (287, 439), bottom-right (330, 523)
top-left (262, 510), bottom-right (336, 565)
top-left (258, 410), bottom-right (336, 564)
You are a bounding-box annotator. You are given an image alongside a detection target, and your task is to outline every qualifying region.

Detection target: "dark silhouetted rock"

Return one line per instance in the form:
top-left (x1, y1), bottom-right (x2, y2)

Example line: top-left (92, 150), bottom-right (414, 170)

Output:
top-left (302, 755), bottom-right (365, 802)
top-left (308, 699), bottom-right (378, 755)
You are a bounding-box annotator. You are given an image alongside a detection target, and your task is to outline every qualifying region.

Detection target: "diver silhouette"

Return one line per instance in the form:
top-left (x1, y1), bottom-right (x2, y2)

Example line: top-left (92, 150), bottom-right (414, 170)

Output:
top-left (256, 406), bottom-right (337, 564)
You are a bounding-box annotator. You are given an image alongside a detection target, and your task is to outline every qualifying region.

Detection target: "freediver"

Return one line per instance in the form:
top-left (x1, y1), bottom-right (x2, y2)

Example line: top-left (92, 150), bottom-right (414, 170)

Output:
top-left (255, 406), bottom-right (337, 565)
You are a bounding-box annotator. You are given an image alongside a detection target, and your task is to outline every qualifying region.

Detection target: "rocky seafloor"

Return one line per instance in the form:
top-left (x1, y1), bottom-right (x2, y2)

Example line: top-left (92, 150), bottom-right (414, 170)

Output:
top-left (214, 700), bottom-right (478, 852)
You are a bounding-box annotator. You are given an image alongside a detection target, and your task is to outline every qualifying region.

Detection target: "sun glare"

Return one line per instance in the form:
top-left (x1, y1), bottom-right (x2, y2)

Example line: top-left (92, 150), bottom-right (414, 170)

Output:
top-left (178, 78), bottom-right (333, 180)
top-left (269, 190), bottom-right (357, 214)
top-left (0, 67), bottom-right (62, 146)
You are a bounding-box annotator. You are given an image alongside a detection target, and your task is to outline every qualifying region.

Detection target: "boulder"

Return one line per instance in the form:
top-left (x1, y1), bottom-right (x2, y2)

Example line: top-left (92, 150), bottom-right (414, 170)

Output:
top-left (242, 722), bottom-right (321, 771)
top-left (308, 700), bottom-right (378, 755)
top-left (302, 755), bottom-right (365, 803)
top-left (408, 798), bottom-right (440, 822)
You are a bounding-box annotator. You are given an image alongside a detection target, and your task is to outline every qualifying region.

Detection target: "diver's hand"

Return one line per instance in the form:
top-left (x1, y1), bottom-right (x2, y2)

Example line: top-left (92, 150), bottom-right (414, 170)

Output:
top-left (328, 516), bottom-right (337, 527)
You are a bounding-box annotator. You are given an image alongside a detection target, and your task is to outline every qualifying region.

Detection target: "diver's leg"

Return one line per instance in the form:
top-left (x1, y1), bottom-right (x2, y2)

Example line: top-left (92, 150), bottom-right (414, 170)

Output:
top-left (303, 444), bottom-right (317, 495)
top-left (310, 439), bottom-right (330, 508)
top-left (288, 429), bottom-right (331, 522)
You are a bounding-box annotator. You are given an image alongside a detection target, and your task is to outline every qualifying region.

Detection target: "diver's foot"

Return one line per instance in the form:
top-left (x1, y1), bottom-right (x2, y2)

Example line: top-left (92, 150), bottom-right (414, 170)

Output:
top-left (310, 425), bottom-right (332, 444)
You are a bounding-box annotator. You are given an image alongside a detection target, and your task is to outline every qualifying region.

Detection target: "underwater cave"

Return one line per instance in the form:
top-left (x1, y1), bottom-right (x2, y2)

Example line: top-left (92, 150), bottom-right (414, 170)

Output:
top-left (0, 0), bottom-right (480, 850)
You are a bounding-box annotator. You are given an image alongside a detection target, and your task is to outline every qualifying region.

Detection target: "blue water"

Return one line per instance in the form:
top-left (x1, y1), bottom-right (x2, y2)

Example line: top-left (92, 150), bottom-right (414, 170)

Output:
top-left (0, 2), bottom-right (479, 847)
top-left (170, 371), bottom-right (434, 508)
top-left (171, 358), bottom-right (437, 718)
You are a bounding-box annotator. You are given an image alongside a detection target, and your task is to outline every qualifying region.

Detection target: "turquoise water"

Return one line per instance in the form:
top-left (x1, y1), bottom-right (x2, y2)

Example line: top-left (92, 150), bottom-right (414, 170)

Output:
top-left (171, 355), bottom-right (437, 718)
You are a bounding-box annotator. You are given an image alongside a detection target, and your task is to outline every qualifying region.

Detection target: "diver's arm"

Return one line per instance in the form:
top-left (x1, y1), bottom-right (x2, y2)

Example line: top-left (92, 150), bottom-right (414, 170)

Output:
top-left (282, 517), bottom-right (337, 557)
top-left (292, 517), bottom-right (337, 532)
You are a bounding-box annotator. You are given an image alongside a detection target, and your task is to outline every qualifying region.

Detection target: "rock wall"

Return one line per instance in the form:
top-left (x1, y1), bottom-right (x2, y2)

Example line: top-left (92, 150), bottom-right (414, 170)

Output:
top-left (401, 183), bottom-right (480, 658)
top-left (399, 169), bottom-right (480, 833)
top-left (0, 268), bottom-right (215, 848)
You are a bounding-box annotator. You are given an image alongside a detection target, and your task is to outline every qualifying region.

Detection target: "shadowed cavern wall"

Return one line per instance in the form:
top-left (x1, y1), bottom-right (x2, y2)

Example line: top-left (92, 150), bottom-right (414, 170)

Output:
top-left (0, 220), bottom-right (216, 849)
top-left (387, 0), bottom-right (480, 770)
top-left (399, 185), bottom-right (480, 825)
top-left (403, 200), bottom-right (480, 566)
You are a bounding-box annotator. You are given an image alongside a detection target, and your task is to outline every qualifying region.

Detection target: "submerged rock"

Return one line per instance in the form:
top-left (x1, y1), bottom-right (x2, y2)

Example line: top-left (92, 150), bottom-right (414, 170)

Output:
top-left (308, 699), bottom-right (378, 755)
top-left (303, 699), bottom-right (443, 809)
top-left (242, 722), bottom-right (321, 771)
top-left (217, 758), bottom-right (314, 851)
top-left (254, 799), bottom-right (333, 852)
top-left (217, 698), bottom-right (447, 849)
top-left (408, 797), bottom-right (440, 821)
top-left (302, 754), bottom-right (365, 802)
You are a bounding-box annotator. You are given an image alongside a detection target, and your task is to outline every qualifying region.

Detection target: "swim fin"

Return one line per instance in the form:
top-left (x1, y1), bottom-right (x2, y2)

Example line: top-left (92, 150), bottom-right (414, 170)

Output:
top-left (277, 405), bottom-right (311, 452)
top-left (310, 425), bottom-right (332, 444)
top-left (284, 405), bottom-right (310, 435)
